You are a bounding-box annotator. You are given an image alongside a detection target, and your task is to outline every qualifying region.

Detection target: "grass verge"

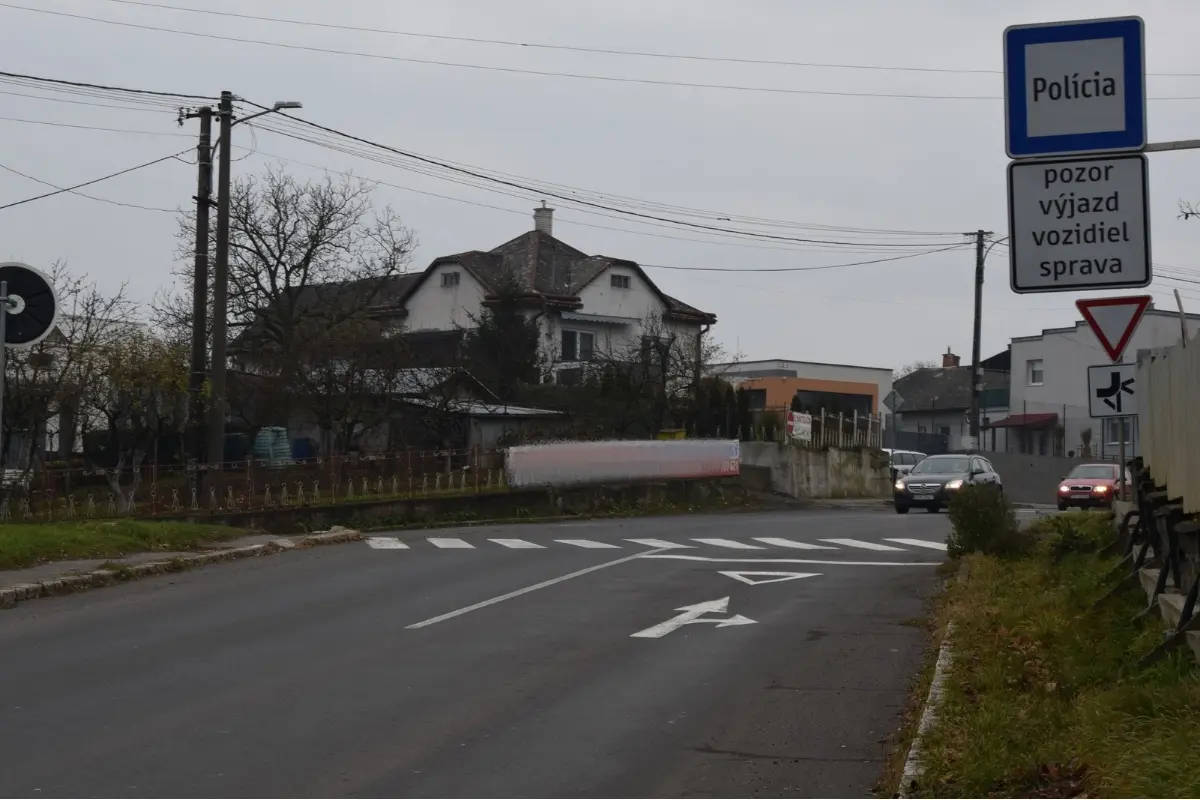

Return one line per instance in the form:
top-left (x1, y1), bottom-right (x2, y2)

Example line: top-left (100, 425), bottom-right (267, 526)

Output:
top-left (912, 538), bottom-right (1200, 797)
top-left (0, 520), bottom-right (246, 571)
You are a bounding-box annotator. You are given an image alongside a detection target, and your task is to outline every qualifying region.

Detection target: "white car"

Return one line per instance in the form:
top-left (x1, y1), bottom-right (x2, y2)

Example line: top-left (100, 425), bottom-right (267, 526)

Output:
top-left (883, 449), bottom-right (927, 482)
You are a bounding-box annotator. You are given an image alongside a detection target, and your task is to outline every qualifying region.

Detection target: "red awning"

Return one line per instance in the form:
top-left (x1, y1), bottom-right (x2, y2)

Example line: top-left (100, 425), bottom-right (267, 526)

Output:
top-left (984, 412), bottom-right (1058, 429)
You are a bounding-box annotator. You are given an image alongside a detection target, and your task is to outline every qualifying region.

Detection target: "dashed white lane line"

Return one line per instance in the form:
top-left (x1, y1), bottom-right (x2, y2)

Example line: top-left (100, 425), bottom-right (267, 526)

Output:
top-left (885, 537), bottom-right (949, 551)
top-left (428, 538), bottom-right (475, 549)
top-left (555, 539), bottom-right (622, 549)
top-left (691, 538), bottom-right (765, 550)
top-left (752, 537), bottom-right (836, 550)
top-left (625, 538), bottom-right (693, 549)
top-left (819, 538), bottom-right (906, 552)
top-left (366, 537), bottom-right (409, 549)
top-left (489, 539), bottom-right (546, 549)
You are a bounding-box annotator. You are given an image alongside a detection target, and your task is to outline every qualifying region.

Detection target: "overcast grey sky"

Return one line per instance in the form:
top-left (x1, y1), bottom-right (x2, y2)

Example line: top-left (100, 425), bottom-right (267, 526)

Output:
top-left (0, 0), bottom-right (1198, 370)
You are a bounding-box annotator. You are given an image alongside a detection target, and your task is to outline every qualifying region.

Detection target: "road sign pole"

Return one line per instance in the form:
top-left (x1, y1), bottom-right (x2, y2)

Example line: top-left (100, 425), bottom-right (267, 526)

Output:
top-left (0, 281), bottom-right (8, 468)
top-left (1118, 416), bottom-right (1127, 500)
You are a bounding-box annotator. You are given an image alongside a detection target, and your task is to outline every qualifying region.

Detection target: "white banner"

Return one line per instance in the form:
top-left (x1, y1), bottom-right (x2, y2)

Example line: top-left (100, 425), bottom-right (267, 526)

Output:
top-left (787, 411), bottom-right (812, 442)
top-left (505, 439), bottom-right (740, 488)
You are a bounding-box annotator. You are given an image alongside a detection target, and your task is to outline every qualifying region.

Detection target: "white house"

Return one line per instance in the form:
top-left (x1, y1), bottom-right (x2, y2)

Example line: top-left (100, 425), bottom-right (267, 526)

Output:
top-left (397, 205), bottom-right (717, 381)
top-left (1002, 306), bottom-right (1200, 459)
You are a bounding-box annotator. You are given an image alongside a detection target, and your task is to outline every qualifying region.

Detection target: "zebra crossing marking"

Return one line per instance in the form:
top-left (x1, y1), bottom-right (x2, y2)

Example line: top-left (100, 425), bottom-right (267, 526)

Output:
top-left (365, 537), bottom-right (409, 549)
top-left (885, 538), bottom-right (948, 551)
top-left (691, 538), bottom-right (765, 550)
top-left (555, 539), bottom-right (622, 549)
top-left (428, 538), bottom-right (475, 549)
top-left (625, 538), bottom-right (693, 549)
top-left (489, 539), bottom-right (546, 549)
top-left (818, 538), bottom-right (906, 552)
top-left (752, 537), bottom-right (835, 550)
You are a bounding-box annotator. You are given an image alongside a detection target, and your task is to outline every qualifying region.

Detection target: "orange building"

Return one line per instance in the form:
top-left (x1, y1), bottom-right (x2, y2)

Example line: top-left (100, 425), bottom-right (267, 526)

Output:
top-left (709, 359), bottom-right (893, 417)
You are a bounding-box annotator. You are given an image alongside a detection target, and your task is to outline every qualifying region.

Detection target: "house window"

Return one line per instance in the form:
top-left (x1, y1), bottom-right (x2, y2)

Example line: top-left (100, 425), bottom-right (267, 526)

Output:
top-left (938, 426), bottom-right (951, 437)
top-left (441, 271), bottom-right (460, 288)
top-left (747, 389), bottom-right (767, 410)
top-left (561, 330), bottom-right (594, 362)
top-left (1027, 358), bottom-right (1044, 386)
top-left (610, 274), bottom-right (631, 289)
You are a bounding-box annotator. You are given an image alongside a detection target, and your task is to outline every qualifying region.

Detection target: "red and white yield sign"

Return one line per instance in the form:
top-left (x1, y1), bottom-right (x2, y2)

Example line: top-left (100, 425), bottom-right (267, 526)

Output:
top-left (1076, 295), bottom-right (1152, 362)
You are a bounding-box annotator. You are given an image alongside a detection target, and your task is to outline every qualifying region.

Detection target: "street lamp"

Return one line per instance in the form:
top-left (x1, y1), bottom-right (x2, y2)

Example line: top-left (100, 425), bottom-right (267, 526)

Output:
top-left (205, 94), bottom-right (303, 473)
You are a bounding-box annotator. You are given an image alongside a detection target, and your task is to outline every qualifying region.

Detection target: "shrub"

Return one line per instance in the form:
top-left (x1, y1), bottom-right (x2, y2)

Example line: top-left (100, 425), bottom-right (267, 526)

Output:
top-left (946, 483), bottom-right (1030, 557)
top-left (1028, 510), bottom-right (1115, 561)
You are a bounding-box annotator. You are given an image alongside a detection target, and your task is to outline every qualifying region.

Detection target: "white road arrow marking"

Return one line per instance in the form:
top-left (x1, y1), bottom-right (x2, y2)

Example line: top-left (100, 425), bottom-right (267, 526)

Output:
top-left (630, 596), bottom-right (758, 639)
top-left (718, 570), bottom-right (820, 586)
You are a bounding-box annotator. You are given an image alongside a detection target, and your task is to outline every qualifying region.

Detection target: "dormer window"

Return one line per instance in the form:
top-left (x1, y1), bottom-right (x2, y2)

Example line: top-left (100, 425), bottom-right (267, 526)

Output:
top-left (441, 271), bottom-right (461, 288)
top-left (610, 274), bottom-right (631, 289)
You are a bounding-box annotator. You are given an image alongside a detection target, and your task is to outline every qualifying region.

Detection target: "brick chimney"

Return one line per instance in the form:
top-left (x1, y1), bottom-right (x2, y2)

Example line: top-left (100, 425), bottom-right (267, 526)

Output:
top-left (533, 201), bottom-right (553, 236)
top-left (942, 347), bottom-right (960, 368)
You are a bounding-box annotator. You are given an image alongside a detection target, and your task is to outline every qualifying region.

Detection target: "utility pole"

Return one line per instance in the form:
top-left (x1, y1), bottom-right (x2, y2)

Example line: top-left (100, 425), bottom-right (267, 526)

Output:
top-left (206, 90), bottom-right (234, 471)
top-left (183, 104), bottom-right (213, 466)
top-left (967, 229), bottom-right (993, 449)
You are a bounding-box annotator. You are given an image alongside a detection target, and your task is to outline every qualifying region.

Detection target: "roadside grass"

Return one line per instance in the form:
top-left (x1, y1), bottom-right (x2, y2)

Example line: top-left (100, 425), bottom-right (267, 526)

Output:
top-left (0, 520), bottom-right (246, 571)
top-left (913, 546), bottom-right (1200, 798)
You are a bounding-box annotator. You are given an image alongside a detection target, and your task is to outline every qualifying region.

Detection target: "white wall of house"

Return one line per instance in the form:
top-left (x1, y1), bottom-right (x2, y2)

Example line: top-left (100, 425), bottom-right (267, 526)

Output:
top-left (403, 263), bottom-right (486, 331)
top-left (1010, 309), bottom-right (1200, 459)
top-left (575, 267), bottom-right (662, 330)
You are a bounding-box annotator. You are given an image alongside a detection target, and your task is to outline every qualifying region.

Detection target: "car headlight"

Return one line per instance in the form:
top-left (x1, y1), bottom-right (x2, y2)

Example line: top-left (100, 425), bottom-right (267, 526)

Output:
top-left (1059, 485), bottom-right (1071, 493)
top-left (894, 480), bottom-right (906, 491)
top-left (1093, 485), bottom-right (1109, 494)
top-left (945, 479), bottom-right (964, 490)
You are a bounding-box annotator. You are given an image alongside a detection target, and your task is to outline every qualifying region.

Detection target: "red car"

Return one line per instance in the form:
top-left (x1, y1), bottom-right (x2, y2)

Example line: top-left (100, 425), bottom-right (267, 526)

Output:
top-left (1056, 463), bottom-right (1131, 510)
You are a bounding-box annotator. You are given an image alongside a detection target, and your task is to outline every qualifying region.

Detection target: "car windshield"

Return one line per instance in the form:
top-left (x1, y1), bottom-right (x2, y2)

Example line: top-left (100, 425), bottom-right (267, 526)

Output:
top-left (1067, 465), bottom-right (1117, 480)
top-left (910, 456), bottom-right (969, 474)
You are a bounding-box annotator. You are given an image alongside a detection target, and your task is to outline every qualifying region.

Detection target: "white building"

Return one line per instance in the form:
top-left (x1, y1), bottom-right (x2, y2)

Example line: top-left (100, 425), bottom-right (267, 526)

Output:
top-left (1004, 306), bottom-right (1200, 459)
top-left (400, 205), bottom-right (717, 381)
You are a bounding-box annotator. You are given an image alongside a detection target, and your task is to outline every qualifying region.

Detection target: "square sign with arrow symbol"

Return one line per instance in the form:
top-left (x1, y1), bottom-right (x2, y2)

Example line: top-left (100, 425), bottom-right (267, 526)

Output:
top-left (1087, 363), bottom-right (1137, 418)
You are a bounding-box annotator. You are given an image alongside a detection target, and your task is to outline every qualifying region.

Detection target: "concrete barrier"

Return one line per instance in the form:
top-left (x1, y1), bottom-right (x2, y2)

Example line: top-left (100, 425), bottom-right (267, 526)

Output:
top-left (740, 442), bottom-right (889, 499)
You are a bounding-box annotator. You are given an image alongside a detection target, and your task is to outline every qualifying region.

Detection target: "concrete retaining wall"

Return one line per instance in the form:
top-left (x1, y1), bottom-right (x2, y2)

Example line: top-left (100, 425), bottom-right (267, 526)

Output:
top-left (740, 442), bottom-right (890, 499)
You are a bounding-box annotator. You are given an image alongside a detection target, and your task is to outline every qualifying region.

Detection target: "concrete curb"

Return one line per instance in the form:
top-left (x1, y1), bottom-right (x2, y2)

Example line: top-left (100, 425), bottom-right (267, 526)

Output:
top-left (0, 526), bottom-right (362, 610)
top-left (898, 620), bottom-right (956, 798)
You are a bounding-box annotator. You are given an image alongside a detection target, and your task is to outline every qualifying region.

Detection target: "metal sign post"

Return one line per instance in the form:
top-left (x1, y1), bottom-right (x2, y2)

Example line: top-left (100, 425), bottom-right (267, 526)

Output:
top-left (0, 264), bottom-right (61, 471)
top-left (0, 281), bottom-right (8, 465)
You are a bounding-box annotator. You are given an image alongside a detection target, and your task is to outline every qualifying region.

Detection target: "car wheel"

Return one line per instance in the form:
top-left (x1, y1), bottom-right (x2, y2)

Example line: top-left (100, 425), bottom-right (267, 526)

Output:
top-left (894, 503), bottom-right (909, 514)
top-left (926, 505), bottom-right (940, 514)
top-left (1057, 500), bottom-right (1068, 511)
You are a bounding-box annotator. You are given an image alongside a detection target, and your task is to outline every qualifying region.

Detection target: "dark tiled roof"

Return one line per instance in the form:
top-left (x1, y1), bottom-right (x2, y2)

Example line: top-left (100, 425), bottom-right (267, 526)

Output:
top-left (429, 230), bottom-right (715, 322)
top-left (894, 367), bottom-right (1010, 412)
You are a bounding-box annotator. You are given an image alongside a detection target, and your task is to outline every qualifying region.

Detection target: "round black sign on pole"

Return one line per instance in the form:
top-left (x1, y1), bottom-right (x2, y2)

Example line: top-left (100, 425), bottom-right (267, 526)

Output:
top-left (0, 262), bottom-right (58, 347)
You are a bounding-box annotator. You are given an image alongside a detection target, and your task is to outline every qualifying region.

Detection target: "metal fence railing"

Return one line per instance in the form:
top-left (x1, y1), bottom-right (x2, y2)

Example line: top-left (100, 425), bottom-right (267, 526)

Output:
top-left (0, 447), bottom-right (508, 523)
top-left (730, 408), bottom-right (884, 450)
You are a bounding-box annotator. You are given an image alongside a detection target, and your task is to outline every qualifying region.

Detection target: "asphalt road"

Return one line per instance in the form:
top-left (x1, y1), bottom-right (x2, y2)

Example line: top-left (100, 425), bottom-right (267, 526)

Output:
top-left (0, 509), bottom-right (954, 798)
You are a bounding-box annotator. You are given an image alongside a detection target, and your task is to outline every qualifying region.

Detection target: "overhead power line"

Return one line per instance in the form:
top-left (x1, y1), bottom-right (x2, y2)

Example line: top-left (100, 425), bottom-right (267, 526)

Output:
top-left (9, 4), bottom-right (1200, 101)
top-left (0, 67), bottom-right (215, 101)
top-left (0, 113), bottom-right (191, 137)
top-left (90, 0), bottom-right (1200, 78)
top-left (0, 161), bottom-right (177, 212)
top-left (641, 245), bottom-right (970, 273)
top-left (250, 107), bottom-right (966, 247)
top-left (0, 149), bottom-right (189, 211)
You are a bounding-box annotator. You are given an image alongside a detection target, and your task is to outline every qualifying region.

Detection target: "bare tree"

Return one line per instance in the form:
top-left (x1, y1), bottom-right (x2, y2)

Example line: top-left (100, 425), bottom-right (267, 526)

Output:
top-left (78, 327), bottom-right (189, 509)
top-left (893, 359), bottom-right (936, 381)
top-left (156, 165), bottom-right (419, 446)
top-left (1180, 200), bottom-right (1200, 220)
top-left (158, 164), bottom-right (416, 369)
top-left (570, 312), bottom-right (727, 437)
